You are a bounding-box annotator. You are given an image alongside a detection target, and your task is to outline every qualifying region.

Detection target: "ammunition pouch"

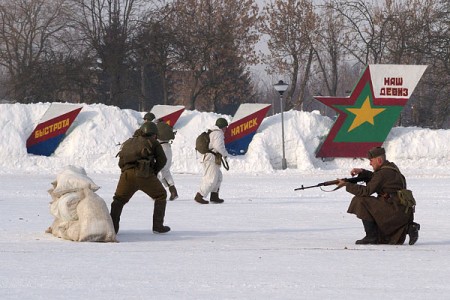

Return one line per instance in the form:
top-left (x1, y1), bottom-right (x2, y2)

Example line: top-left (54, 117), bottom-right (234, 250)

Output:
top-left (396, 189), bottom-right (416, 213)
top-left (136, 159), bottom-right (152, 178)
top-left (381, 165), bottom-right (416, 214)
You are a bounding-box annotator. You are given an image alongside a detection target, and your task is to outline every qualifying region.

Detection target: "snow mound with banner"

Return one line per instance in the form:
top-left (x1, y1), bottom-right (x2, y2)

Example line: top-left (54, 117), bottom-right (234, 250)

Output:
top-left (45, 165), bottom-right (117, 242)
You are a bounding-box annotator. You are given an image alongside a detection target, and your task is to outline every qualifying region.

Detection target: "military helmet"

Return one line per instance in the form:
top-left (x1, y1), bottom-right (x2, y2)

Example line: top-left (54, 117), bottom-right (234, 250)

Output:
top-left (140, 122), bottom-right (158, 136)
top-left (143, 112), bottom-right (155, 121)
top-left (215, 118), bottom-right (228, 129)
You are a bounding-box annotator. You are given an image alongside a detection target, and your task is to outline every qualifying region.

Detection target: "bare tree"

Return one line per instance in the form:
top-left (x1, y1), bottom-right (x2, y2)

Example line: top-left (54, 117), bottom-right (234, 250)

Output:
top-left (206, 30), bottom-right (257, 113)
top-left (261, 0), bottom-right (318, 110)
top-left (404, 0), bottom-right (449, 128)
top-left (0, 0), bottom-right (71, 101)
top-left (70, 0), bottom-right (141, 107)
top-left (329, 0), bottom-right (388, 64)
top-left (312, 2), bottom-right (348, 97)
top-left (168, 0), bottom-right (260, 110)
top-left (134, 4), bottom-right (177, 110)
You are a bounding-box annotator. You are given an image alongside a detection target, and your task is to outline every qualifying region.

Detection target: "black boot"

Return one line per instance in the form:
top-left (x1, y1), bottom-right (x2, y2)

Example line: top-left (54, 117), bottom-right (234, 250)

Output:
top-left (210, 192), bottom-right (224, 204)
top-left (408, 222), bottom-right (420, 245)
top-left (355, 220), bottom-right (378, 244)
top-left (194, 192), bottom-right (209, 204)
top-left (110, 199), bottom-right (124, 234)
top-left (169, 185), bottom-right (178, 201)
top-left (153, 200), bottom-right (171, 234)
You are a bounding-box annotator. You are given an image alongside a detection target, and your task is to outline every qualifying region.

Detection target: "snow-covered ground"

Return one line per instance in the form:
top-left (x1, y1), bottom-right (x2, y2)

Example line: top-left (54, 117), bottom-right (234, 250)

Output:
top-left (1, 103), bottom-right (449, 299)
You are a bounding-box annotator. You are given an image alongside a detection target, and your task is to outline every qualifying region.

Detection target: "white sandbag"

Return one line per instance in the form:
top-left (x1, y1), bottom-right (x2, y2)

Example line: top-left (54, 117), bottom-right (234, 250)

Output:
top-left (48, 187), bottom-right (59, 202)
top-left (76, 188), bottom-right (117, 242)
top-left (52, 165), bottom-right (100, 197)
top-left (48, 187), bottom-right (60, 218)
top-left (46, 219), bottom-right (80, 242)
top-left (48, 187), bottom-right (82, 221)
top-left (48, 188), bottom-right (61, 219)
top-left (50, 165), bottom-right (87, 188)
top-left (64, 165), bottom-right (88, 176)
top-left (46, 165), bottom-right (115, 242)
top-left (65, 220), bottom-right (81, 241)
top-left (58, 191), bottom-right (82, 222)
top-left (46, 218), bottom-right (63, 235)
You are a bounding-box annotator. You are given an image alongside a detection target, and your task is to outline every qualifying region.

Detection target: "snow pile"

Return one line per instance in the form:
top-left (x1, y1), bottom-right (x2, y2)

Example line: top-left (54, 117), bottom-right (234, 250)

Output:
top-left (0, 102), bottom-right (449, 176)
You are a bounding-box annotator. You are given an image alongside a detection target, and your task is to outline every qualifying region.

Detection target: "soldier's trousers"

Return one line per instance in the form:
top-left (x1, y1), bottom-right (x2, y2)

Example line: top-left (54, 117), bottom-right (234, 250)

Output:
top-left (113, 168), bottom-right (167, 204)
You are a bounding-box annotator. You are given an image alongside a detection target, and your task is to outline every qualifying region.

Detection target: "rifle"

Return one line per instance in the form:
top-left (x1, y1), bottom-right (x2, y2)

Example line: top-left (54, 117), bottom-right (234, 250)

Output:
top-left (294, 173), bottom-right (370, 191)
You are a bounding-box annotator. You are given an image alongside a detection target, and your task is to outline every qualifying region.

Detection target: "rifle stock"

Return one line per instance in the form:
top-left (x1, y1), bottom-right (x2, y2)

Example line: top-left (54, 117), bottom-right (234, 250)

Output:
top-left (294, 174), bottom-right (370, 191)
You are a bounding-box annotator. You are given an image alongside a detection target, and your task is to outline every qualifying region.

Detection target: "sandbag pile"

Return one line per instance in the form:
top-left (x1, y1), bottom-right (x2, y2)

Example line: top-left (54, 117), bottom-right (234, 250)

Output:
top-left (46, 166), bottom-right (117, 242)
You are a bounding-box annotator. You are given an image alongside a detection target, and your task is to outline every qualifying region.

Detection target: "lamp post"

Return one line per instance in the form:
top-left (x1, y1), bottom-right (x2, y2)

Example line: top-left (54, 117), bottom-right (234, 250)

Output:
top-left (274, 80), bottom-right (288, 170)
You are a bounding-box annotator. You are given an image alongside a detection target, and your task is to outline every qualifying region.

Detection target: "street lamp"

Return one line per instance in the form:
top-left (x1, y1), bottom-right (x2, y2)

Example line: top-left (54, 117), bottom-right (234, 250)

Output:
top-left (274, 80), bottom-right (288, 170)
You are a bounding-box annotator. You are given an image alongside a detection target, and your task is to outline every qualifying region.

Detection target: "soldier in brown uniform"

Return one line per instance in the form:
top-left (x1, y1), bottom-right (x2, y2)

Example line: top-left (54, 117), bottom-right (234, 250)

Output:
top-left (336, 146), bottom-right (420, 245)
top-left (134, 112), bottom-right (178, 200)
top-left (110, 122), bottom-right (170, 234)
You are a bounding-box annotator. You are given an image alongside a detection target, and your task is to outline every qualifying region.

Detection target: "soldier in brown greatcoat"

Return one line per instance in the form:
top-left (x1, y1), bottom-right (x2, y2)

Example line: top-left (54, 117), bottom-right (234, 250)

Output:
top-left (336, 146), bottom-right (420, 245)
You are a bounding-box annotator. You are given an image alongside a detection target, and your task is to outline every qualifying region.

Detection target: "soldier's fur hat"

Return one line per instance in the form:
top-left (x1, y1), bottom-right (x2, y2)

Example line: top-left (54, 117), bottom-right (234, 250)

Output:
top-left (368, 146), bottom-right (385, 159)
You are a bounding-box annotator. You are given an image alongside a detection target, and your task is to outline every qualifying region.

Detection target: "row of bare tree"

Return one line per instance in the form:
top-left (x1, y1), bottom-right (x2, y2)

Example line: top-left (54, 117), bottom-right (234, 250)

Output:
top-left (0, 0), bottom-right (448, 128)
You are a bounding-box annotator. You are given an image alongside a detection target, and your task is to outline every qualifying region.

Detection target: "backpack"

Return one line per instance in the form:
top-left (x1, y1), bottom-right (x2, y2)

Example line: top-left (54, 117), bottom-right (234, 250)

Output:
top-left (117, 136), bottom-right (153, 171)
top-left (195, 130), bottom-right (212, 154)
top-left (157, 122), bottom-right (175, 141)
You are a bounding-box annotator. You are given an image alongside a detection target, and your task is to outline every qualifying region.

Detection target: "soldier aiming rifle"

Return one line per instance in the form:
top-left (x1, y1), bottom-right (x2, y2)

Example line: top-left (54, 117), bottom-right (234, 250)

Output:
top-left (296, 146), bottom-right (420, 246)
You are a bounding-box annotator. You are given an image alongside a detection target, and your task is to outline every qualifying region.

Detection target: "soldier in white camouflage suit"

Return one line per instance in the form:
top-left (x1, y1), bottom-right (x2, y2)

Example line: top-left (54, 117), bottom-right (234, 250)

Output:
top-left (194, 118), bottom-right (230, 204)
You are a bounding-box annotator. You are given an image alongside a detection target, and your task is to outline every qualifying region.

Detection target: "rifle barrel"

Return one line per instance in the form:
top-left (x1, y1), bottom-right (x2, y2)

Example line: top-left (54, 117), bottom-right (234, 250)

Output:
top-left (294, 184), bottom-right (320, 191)
top-left (294, 174), bottom-right (370, 191)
